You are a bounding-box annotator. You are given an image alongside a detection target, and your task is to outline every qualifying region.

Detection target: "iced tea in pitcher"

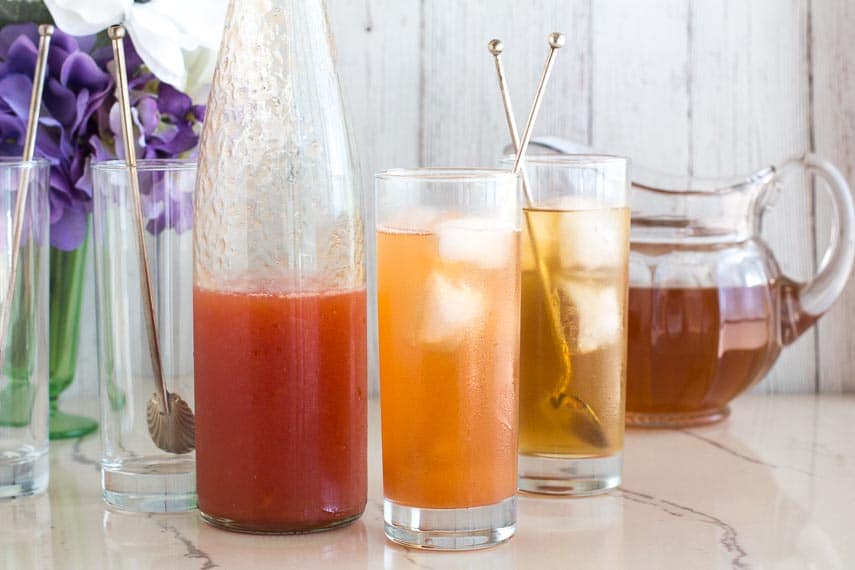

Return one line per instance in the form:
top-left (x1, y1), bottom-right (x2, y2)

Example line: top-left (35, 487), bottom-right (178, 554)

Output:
top-left (626, 156), bottom-right (855, 427)
top-left (626, 246), bottom-right (780, 426)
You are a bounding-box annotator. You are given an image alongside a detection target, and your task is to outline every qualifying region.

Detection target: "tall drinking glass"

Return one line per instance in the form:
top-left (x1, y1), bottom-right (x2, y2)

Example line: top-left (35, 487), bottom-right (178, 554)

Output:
top-left (0, 159), bottom-right (49, 499)
top-left (506, 155), bottom-right (630, 495)
top-left (92, 160), bottom-right (196, 512)
top-left (376, 169), bottom-right (521, 550)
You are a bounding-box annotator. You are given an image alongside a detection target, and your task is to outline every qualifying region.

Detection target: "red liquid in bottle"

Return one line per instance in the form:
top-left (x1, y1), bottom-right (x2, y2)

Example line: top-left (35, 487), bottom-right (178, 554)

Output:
top-left (193, 287), bottom-right (367, 533)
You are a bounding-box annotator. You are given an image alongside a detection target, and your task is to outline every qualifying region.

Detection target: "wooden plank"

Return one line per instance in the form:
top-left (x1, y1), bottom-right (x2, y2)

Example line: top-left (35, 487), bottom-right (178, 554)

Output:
top-left (329, 0), bottom-right (422, 179)
top-left (328, 0), bottom-right (422, 395)
top-left (690, 0), bottom-right (816, 394)
top-left (420, 0), bottom-right (590, 166)
top-left (590, 0), bottom-right (691, 173)
top-left (812, 0), bottom-right (855, 393)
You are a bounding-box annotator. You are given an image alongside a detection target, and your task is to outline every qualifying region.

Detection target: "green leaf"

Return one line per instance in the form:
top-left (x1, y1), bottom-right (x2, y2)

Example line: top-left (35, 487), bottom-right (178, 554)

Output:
top-left (0, 1), bottom-right (54, 27)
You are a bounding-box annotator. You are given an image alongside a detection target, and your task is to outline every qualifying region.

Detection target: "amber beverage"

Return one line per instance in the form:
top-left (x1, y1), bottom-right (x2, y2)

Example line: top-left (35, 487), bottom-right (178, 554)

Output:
top-left (626, 284), bottom-right (778, 425)
top-left (510, 155), bottom-right (630, 497)
top-left (376, 168), bottom-right (520, 550)
top-left (519, 207), bottom-right (629, 458)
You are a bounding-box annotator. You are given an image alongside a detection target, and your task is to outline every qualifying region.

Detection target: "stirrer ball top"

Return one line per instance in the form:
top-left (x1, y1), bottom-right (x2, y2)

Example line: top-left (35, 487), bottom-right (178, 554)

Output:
top-left (108, 25), bottom-right (126, 40)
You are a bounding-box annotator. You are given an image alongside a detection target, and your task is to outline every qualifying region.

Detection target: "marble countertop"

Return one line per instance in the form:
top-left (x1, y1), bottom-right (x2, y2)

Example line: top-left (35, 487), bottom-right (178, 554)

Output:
top-left (2, 394), bottom-right (854, 569)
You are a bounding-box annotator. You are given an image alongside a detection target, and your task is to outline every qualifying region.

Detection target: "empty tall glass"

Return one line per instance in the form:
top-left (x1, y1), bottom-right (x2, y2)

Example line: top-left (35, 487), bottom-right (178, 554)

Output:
top-left (92, 160), bottom-right (196, 512)
top-left (0, 159), bottom-right (49, 499)
top-left (376, 169), bottom-right (521, 550)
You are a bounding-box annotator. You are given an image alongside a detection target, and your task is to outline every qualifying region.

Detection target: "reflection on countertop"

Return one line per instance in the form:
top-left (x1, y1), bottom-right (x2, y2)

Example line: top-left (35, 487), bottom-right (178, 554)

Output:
top-left (1, 395), bottom-right (853, 569)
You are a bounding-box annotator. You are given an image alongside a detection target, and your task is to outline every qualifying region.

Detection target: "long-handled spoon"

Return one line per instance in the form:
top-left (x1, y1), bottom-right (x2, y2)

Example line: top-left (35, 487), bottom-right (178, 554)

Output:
top-left (109, 25), bottom-right (194, 454)
top-left (490, 34), bottom-right (608, 449)
top-left (0, 25), bottom-right (54, 368)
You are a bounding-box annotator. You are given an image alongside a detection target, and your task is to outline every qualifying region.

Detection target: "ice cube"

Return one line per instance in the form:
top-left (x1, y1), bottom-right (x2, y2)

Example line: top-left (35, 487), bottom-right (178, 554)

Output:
top-left (558, 280), bottom-right (621, 353)
top-left (437, 217), bottom-right (515, 269)
top-left (420, 273), bottom-right (484, 346)
top-left (557, 202), bottom-right (626, 271)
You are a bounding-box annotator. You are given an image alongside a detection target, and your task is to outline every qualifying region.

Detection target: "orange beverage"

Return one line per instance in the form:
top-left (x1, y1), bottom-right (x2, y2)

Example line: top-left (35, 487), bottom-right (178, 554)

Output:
top-left (377, 223), bottom-right (520, 509)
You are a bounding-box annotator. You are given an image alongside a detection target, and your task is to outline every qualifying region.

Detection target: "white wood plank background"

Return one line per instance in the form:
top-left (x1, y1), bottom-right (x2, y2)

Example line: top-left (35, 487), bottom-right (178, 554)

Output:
top-left (812, 0), bottom-right (855, 393)
top-left (69, 0), bottom-right (855, 400)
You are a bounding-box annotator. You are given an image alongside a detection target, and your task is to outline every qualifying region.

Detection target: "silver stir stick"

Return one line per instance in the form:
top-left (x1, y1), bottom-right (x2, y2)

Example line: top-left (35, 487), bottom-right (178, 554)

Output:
top-left (491, 34), bottom-right (609, 448)
top-left (109, 25), bottom-right (194, 454)
top-left (0, 25), bottom-right (54, 367)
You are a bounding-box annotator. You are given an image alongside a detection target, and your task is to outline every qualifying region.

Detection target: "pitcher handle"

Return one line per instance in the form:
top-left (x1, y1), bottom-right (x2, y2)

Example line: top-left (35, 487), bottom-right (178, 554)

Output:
top-left (776, 154), bottom-right (855, 345)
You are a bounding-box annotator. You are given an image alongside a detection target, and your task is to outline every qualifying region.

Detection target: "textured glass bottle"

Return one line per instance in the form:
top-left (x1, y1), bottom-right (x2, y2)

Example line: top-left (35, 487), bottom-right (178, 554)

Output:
top-left (193, 0), bottom-right (366, 533)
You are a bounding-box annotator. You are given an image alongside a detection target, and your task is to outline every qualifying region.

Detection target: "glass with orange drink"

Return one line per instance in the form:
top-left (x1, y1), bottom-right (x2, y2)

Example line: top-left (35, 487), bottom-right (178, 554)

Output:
top-left (375, 169), bottom-right (520, 550)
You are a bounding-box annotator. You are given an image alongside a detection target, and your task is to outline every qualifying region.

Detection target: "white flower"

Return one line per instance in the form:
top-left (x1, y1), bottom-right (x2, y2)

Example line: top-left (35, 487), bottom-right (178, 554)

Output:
top-left (45, 0), bottom-right (227, 101)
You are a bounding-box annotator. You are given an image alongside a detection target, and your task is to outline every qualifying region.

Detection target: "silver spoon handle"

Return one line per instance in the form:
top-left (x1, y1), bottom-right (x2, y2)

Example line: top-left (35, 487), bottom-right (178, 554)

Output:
top-left (512, 33), bottom-right (565, 175)
top-left (108, 25), bottom-right (169, 413)
top-left (0, 25), bottom-right (53, 365)
top-left (488, 40), bottom-right (535, 206)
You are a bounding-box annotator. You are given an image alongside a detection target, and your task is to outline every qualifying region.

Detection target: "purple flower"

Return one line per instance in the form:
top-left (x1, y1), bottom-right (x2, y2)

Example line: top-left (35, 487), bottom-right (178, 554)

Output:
top-left (0, 23), bottom-right (204, 250)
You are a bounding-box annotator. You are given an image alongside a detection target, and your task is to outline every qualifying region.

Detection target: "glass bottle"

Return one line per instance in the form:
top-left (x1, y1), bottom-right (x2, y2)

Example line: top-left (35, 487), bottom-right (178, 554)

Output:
top-left (193, 0), bottom-right (366, 533)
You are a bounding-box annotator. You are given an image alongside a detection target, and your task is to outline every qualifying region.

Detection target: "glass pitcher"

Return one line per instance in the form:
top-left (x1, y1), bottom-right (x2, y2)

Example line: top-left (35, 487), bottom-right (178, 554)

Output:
top-left (193, 0), bottom-right (366, 532)
top-left (627, 155), bottom-right (854, 426)
top-left (515, 140), bottom-right (855, 427)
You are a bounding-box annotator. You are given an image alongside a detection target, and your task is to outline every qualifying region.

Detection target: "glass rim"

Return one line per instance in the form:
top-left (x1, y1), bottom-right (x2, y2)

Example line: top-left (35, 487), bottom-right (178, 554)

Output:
top-left (0, 157), bottom-right (50, 169)
top-left (500, 154), bottom-right (629, 167)
top-left (91, 158), bottom-right (197, 173)
top-left (376, 167), bottom-right (519, 182)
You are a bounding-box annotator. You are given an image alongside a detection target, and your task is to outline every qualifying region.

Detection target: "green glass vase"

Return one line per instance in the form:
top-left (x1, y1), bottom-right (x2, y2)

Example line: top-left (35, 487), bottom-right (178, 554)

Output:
top-left (49, 225), bottom-right (97, 439)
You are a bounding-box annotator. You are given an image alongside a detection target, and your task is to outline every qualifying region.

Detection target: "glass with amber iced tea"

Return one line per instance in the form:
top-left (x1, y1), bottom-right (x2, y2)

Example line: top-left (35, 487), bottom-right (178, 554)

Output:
top-left (507, 155), bottom-right (630, 496)
top-left (375, 169), bottom-right (520, 550)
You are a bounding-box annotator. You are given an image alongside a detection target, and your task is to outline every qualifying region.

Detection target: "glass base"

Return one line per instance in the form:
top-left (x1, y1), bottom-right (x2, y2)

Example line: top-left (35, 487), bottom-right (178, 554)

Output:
top-left (384, 496), bottom-right (516, 551)
top-left (200, 510), bottom-right (362, 535)
top-left (626, 406), bottom-right (730, 428)
top-left (102, 456), bottom-right (196, 513)
top-left (518, 452), bottom-right (622, 496)
top-left (49, 408), bottom-right (98, 440)
top-left (0, 445), bottom-right (48, 499)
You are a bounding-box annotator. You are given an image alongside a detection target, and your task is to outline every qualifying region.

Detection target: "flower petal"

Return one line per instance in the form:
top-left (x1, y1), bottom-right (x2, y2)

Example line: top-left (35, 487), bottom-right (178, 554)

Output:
top-left (125, 12), bottom-right (188, 89)
top-left (60, 52), bottom-right (111, 93)
top-left (49, 205), bottom-right (89, 250)
top-left (92, 38), bottom-right (143, 75)
top-left (157, 83), bottom-right (192, 119)
top-left (34, 124), bottom-right (64, 162)
top-left (136, 96), bottom-right (160, 135)
top-left (0, 113), bottom-right (23, 155)
top-left (0, 74), bottom-right (33, 120)
top-left (191, 104), bottom-right (205, 122)
top-left (88, 134), bottom-right (115, 162)
top-left (72, 90), bottom-right (91, 134)
top-left (44, 0), bottom-right (132, 36)
top-left (148, 124), bottom-right (197, 157)
top-left (43, 78), bottom-right (77, 126)
top-left (6, 35), bottom-right (37, 76)
top-left (0, 24), bottom-right (37, 55)
top-left (143, 0), bottom-right (227, 50)
top-left (50, 29), bottom-right (80, 56)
